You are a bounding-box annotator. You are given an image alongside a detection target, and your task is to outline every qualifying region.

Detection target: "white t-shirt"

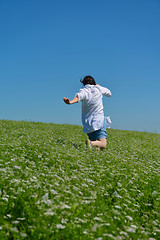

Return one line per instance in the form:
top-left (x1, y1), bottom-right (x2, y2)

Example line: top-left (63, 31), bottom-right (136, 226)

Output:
top-left (75, 84), bottom-right (111, 133)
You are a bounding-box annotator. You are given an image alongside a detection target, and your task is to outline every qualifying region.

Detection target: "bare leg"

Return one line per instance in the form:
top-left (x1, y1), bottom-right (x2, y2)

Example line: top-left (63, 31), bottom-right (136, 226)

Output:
top-left (90, 138), bottom-right (107, 150)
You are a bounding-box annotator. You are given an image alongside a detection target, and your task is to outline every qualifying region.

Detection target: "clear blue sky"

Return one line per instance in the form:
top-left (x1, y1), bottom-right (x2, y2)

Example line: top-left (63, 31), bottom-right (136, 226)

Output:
top-left (0, 0), bottom-right (160, 133)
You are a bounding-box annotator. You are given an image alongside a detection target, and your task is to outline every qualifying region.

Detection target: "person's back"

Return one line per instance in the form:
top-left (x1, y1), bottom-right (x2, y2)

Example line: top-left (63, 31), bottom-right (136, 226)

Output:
top-left (82, 85), bottom-right (103, 114)
top-left (77, 84), bottom-right (104, 133)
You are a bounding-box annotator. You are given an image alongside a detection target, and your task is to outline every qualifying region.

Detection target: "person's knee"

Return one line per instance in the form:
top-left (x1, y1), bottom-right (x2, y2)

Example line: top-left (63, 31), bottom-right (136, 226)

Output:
top-left (101, 144), bottom-right (106, 149)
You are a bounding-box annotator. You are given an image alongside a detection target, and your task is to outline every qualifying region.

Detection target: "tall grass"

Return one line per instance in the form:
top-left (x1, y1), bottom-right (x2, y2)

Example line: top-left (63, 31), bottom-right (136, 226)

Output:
top-left (0, 120), bottom-right (160, 239)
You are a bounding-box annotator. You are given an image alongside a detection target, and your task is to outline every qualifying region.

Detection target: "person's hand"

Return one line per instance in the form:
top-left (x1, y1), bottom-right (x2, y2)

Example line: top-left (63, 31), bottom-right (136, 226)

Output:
top-left (63, 97), bottom-right (70, 104)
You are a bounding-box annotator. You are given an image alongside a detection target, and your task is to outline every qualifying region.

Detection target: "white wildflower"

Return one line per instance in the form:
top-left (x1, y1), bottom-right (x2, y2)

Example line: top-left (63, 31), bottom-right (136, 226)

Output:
top-left (14, 165), bottom-right (21, 170)
top-left (2, 197), bottom-right (8, 202)
top-left (20, 232), bottom-right (27, 237)
top-left (115, 205), bottom-right (121, 209)
top-left (103, 223), bottom-right (110, 226)
top-left (152, 191), bottom-right (158, 196)
top-left (42, 193), bottom-right (48, 200)
top-left (28, 226), bottom-right (35, 229)
top-left (112, 191), bottom-right (122, 198)
top-left (125, 225), bottom-right (137, 233)
top-left (12, 220), bottom-right (20, 224)
top-left (0, 168), bottom-right (6, 172)
top-left (92, 223), bottom-right (101, 232)
top-left (127, 227), bottom-right (136, 233)
top-left (44, 210), bottom-right (55, 216)
top-left (126, 216), bottom-right (133, 221)
top-left (102, 233), bottom-right (114, 238)
top-left (131, 224), bottom-right (137, 229)
top-left (56, 224), bottom-right (66, 229)
top-left (82, 200), bottom-right (91, 204)
top-left (9, 227), bottom-right (19, 232)
top-left (94, 217), bottom-right (103, 222)
top-left (61, 218), bottom-right (68, 224)
top-left (61, 204), bottom-right (71, 209)
top-left (50, 189), bottom-right (58, 195)
top-left (120, 231), bottom-right (129, 237)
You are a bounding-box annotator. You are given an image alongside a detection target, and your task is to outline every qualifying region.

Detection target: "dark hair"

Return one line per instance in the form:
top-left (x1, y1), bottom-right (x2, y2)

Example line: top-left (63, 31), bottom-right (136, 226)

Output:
top-left (80, 75), bottom-right (96, 86)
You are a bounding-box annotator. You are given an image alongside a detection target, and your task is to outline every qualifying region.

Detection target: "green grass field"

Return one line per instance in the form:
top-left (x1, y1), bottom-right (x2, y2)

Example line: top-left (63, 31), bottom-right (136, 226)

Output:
top-left (0, 120), bottom-right (160, 240)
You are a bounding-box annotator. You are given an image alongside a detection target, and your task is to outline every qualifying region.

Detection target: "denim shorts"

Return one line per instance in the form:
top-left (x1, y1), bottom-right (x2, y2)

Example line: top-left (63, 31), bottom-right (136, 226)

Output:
top-left (87, 120), bottom-right (107, 141)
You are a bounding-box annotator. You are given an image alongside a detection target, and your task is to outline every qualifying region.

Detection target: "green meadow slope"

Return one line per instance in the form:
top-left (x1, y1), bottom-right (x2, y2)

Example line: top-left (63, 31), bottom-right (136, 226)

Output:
top-left (0, 120), bottom-right (160, 240)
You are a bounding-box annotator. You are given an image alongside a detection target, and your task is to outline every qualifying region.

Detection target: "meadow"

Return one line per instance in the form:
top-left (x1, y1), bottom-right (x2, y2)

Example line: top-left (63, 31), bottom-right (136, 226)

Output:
top-left (0, 120), bottom-right (160, 240)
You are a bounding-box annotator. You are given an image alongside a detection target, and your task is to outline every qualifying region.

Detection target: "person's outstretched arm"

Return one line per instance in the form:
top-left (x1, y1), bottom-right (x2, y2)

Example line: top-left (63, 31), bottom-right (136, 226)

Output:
top-left (63, 96), bottom-right (79, 105)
